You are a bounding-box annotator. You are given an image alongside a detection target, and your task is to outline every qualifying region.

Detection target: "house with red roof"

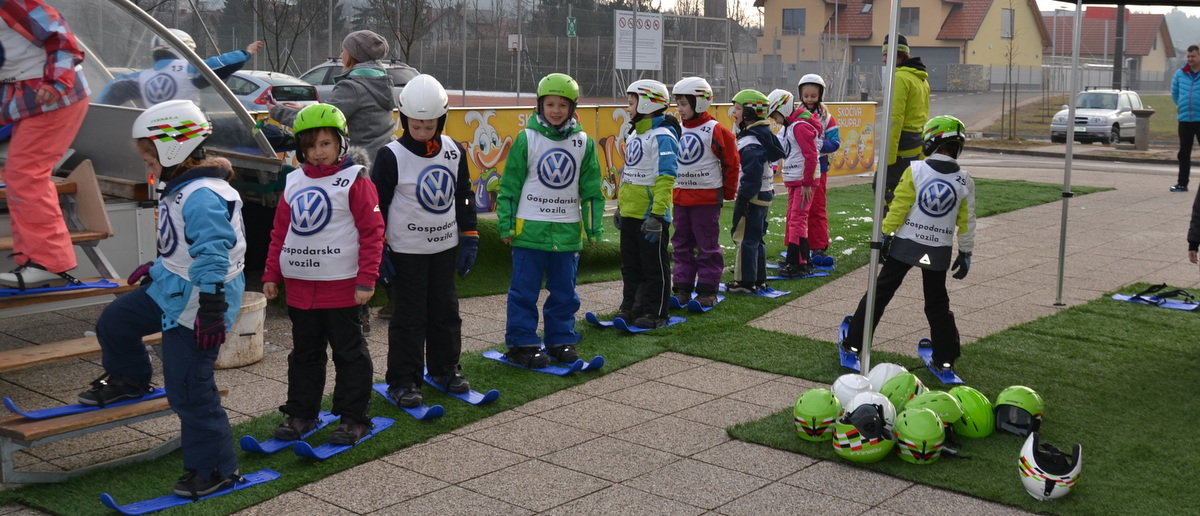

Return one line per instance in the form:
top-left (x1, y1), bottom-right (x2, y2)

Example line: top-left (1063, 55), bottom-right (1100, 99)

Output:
top-left (754, 0), bottom-right (1050, 92)
top-left (1042, 7), bottom-right (1175, 89)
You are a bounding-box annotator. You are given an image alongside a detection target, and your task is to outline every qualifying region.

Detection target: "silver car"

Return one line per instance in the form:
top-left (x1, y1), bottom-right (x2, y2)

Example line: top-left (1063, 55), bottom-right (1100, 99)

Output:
top-left (200, 70), bottom-right (320, 113)
top-left (1050, 89), bottom-right (1142, 145)
top-left (298, 59), bottom-right (419, 101)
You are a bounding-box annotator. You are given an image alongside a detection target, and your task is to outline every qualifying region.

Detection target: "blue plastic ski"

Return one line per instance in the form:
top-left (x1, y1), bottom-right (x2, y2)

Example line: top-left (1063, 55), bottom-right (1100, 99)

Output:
top-left (837, 316), bottom-right (860, 372)
top-left (1111, 293), bottom-right (1200, 311)
top-left (371, 383), bottom-right (444, 420)
top-left (0, 279), bottom-right (120, 297)
top-left (3, 388), bottom-right (167, 420)
top-left (584, 311), bottom-right (622, 328)
top-left (238, 412), bottom-right (340, 454)
top-left (612, 315), bottom-right (685, 333)
top-left (293, 417), bottom-right (394, 460)
top-left (422, 373), bottom-right (499, 405)
top-left (99, 469), bottom-right (281, 515)
top-left (766, 271), bottom-right (830, 281)
top-left (917, 339), bottom-right (965, 385)
top-left (717, 284), bottom-right (791, 298)
top-left (766, 262), bottom-right (834, 271)
top-left (482, 350), bottom-right (583, 375)
top-left (539, 347), bottom-right (606, 371)
top-left (687, 294), bottom-right (725, 313)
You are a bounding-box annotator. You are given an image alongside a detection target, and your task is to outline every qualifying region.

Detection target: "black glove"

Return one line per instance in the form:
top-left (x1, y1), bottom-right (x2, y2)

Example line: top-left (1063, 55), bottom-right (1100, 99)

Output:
top-left (127, 261), bottom-right (154, 286)
top-left (879, 234), bottom-right (893, 258)
top-left (612, 211), bottom-right (622, 230)
top-left (641, 215), bottom-right (665, 243)
top-left (951, 251), bottom-right (972, 280)
top-left (195, 289), bottom-right (228, 350)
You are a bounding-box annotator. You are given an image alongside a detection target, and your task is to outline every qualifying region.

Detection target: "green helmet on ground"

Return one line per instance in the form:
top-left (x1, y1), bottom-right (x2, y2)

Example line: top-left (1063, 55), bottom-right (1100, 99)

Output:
top-left (922, 115), bottom-right (966, 158)
top-left (906, 390), bottom-right (964, 426)
top-left (894, 407), bottom-right (944, 465)
top-left (880, 372), bottom-right (926, 413)
top-left (794, 388), bottom-right (842, 442)
top-left (732, 89), bottom-right (770, 119)
top-left (832, 405), bottom-right (895, 464)
top-left (538, 73), bottom-right (580, 103)
top-left (949, 386), bottom-right (995, 438)
top-left (995, 385), bottom-right (1045, 436)
top-left (294, 104), bottom-right (348, 136)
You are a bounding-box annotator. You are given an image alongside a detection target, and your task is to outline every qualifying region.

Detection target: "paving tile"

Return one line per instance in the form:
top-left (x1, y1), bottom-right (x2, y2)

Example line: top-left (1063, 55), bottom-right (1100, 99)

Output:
top-left (459, 459), bottom-right (609, 512)
top-left (380, 436), bottom-right (525, 484)
top-left (610, 415), bottom-right (730, 457)
top-left (542, 484), bottom-right (705, 516)
top-left (461, 415), bottom-right (599, 457)
top-left (298, 461), bottom-right (446, 514)
top-left (617, 354), bottom-right (702, 380)
top-left (511, 388), bottom-right (590, 415)
top-left (691, 440), bottom-right (815, 481)
top-left (874, 484), bottom-right (1033, 515)
top-left (600, 381), bottom-right (717, 414)
top-left (781, 461), bottom-right (912, 506)
top-left (659, 351), bottom-right (715, 365)
top-left (368, 485), bottom-right (532, 515)
top-left (541, 436), bottom-right (679, 482)
top-left (657, 363), bottom-right (775, 395)
top-left (567, 371), bottom-right (645, 396)
top-left (23, 426), bottom-right (149, 460)
top-left (48, 436), bottom-right (169, 472)
top-left (534, 396), bottom-right (660, 434)
top-left (219, 378), bottom-right (289, 416)
top-left (715, 481), bottom-right (870, 515)
top-left (726, 379), bottom-right (812, 409)
top-left (233, 491), bottom-right (356, 515)
top-left (451, 409), bottom-right (524, 436)
top-left (624, 458), bottom-right (768, 510)
top-left (673, 396), bottom-right (778, 429)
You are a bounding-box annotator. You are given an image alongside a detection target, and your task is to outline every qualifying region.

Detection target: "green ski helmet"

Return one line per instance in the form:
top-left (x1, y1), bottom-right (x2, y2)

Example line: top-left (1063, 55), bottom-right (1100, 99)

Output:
top-left (894, 407), bottom-right (945, 465)
top-left (832, 403), bottom-right (896, 463)
top-left (922, 115), bottom-right (967, 158)
top-left (906, 390), bottom-right (964, 426)
top-left (794, 388), bottom-right (842, 442)
top-left (949, 386), bottom-right (995, 438)
top-left (995, 385), bottom-right (1045, 436)
top-left (880, 372), bottom-right (926, 413)
top-left (293, 104), bottom-right (349, 163)
top-left (732, 89), bottom-right (770, 120)
top-left (537, 73), bottom-right (580, 103)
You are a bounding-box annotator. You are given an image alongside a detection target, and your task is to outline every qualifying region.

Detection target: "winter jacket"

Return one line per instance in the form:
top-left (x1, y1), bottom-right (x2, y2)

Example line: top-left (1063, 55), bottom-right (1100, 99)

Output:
top-left (1172, 65), bottom-right (1200, 122)
top-left (145, 160), bottom-right (246, 330)
top-left (496, 114), bottom-right (605, 252)
top-left (618, 115), bottom-right (680, 220)
top-left (371, 131), bottom-right (478, 242)
top-left (273, 62), bottom-right (397, 158)
top-left (889, 57), bottom-right (930, 165)
top-left (736, 120), bottom-right (787, 200)
top-left (0, 0), bottom-right (90, 124)
top-left (805, 104), bottom-right (841, 173)
top-left (673, 112), bottom-right (740, 206)
top-left (263, 148), bottom-right (385, 309)
top-left (781, 107), bottom-right (821, 186)
top-left (883, 153), bottom-right (975, 255)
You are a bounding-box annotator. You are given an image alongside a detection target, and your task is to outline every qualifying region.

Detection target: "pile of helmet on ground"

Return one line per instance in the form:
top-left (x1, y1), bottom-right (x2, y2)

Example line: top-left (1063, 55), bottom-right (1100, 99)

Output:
top-left (792, 364), bottom-right (1082, 501)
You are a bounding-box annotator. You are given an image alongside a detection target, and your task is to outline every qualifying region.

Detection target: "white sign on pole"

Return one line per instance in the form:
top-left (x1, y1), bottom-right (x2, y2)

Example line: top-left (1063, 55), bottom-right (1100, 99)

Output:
top-left (613, 10), bottom-right (663, 71)
top-left (508, 34), bottom-right (521, 52)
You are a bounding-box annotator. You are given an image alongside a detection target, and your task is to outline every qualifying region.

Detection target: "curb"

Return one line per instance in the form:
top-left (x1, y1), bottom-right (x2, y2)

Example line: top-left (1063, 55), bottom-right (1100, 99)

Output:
top-left (968, 145), bottom-right (1178, 165)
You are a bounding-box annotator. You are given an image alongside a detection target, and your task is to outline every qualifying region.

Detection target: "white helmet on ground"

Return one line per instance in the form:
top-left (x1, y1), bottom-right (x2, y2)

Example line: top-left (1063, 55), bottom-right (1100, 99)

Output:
top-left (132, 99), bottom-right (211, 167)
top-left (847, 391), bottom-right (897, 433)
top-left (671, 77), bottom-right (714, 113)
top-left (627, 79), bottom-right (670, 115)
top-left (152, 29), bottom-right (197, 53)
top-left (867, 362), bottom-right (908, 392)
top-left (1019, 432), bottom-right (1082, 501)
top-left (398, 74), bottom-right (449, 120)
top-left (831, 373), bottom-right (873, 408)
top-left (798, 73), bottom-right (826, 102)
top-left (766, 89), bottom-right (795, 118)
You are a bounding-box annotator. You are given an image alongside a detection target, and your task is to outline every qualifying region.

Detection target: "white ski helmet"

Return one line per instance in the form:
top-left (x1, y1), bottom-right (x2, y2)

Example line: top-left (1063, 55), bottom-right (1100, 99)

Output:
top-left (798, 73), bottom-right (826, 102)
top-left (1019, 432), bottom-right (1082, 501)
top-left (867, 362), bottom-right (908, 392)
top-left (398, 74), bottom-right (449, 120)
top-left (132, 99), bottom-right (212, 167)
top-left (671, 77), bottom-right (714, 113)
top-left (152, 29), bottom-right (197, 53)
top-left (626, 79), bottom-right (670, 115)
top-left (831, 373), bottom-right (873, 408)
top-left (847, 391), bottom-right (897, 433)
top-left (766, 88), bottom-right (795, 118)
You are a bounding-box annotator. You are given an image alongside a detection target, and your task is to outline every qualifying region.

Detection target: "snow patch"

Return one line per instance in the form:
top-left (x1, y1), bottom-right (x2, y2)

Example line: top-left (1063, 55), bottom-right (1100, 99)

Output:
top-left (841, 248), bottom-right (856, 255)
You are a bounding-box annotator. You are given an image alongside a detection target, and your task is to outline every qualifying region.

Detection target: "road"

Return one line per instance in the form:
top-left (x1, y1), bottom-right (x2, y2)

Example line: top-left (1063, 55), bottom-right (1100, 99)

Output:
top-left (928, 89), bottom-right (1044, 132)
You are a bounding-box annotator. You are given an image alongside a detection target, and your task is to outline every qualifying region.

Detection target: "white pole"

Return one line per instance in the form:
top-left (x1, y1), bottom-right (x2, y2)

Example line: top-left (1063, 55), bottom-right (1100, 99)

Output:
top-left (462, 4), bottom-right (467, 106)
top-left (632, 2), bottom-right (638, 80)
top-left (1055, 0), bottom-right (1085, 306)
top-left (517, 0), bottom-right (523, 104)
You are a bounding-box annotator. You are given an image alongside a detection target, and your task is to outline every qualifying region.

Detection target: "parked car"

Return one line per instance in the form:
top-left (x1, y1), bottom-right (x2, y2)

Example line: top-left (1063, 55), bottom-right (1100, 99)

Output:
top-left (199, 70), bottom-right (320, 113)
top-left (1049, 89), bottom-right (1142, 145)
top-left (299, 59), bottom-right (419, 100)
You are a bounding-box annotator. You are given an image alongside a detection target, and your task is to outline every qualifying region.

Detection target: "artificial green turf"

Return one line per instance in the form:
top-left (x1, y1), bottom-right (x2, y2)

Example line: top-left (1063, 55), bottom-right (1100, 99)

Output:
top-left (728, 283), bottom-right (1200, 515)
top-left (0, 178), bottom-right (1110, 515)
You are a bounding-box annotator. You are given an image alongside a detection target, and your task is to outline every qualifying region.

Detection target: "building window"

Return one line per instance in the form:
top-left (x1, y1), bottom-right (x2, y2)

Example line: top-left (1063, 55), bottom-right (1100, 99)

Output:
top-left (899, 7), bottom-right (919, 37)
top-left (783, 9), bottom-right (805, 35)
top-left (1001, 8), bottom-right (1014, 39)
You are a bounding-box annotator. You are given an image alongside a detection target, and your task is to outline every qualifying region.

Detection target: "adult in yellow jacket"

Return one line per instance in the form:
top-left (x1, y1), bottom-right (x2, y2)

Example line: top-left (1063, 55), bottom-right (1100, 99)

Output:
top-left (882, 34), bottom-right (930, 206)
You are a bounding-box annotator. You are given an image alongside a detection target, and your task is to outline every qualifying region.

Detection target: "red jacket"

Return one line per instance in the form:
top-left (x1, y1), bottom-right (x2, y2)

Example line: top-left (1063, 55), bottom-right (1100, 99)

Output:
top-left (673, 112), bottom-right (740, 206)
top-left (263, 160), bottom-right (385, 309)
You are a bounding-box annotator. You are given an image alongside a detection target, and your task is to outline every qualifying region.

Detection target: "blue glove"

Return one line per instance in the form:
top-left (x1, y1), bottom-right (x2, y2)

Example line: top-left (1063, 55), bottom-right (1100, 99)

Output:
top-left (195, 288), bottom-right (228, 350)
top-left (457, 235), bottom-right (479, 276)
top-left (951, 251), bottom-right (972, 280)
top-left (880, 234), bottom-right (893, 257)
top-left (127, 261), bottom-right (154, 286)
top-left (378, 249), bottom-right (396, 285)
top-left (641, 216), bottom-right (665, 243)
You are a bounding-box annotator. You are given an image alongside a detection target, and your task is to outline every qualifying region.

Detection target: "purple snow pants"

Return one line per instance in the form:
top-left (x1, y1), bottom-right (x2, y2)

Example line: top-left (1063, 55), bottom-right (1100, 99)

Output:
top-left (671, 204), bottom-right (724, 291)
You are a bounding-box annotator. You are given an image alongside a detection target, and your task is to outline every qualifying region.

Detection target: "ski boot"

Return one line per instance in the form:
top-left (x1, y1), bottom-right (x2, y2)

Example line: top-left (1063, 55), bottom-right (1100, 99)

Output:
top-left (634, 314), bottom-right (669, 329)
top-left (428, 372), bottom-right (470, 394)
top-left (273, 416), bottom-right (317, 441)
top-left (505, 345), bottom-right (551, 369)
top-left (545, 345), bottom-right (580, 364)
top-left (388, 383), bottom-right (423, 408)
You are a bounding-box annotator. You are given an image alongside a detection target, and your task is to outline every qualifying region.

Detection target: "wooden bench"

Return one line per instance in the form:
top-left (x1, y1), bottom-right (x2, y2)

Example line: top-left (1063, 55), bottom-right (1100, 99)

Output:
top-left (0, 333), bottom-right (162, 375)
top-left (0, 389), bottom-right (227, 483)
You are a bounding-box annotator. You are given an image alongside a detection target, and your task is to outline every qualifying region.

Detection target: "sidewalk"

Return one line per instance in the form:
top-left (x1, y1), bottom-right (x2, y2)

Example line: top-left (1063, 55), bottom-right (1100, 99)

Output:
top-left (2, 148), bottom-right (1197, 514)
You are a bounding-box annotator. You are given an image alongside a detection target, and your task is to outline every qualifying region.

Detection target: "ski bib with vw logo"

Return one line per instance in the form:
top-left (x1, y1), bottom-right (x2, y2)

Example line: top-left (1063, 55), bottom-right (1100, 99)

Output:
top-left (138, 60), bottom-right (201, 106)
top-left (675, 120), bottom-right (721, 190)
top-left (158, 178), bottom-right (246, 282)
top-left (737, 137), bottom-right (775, 192)
top-left (779, 121), bottom-right (818, 182)
top-left (386, 136), bottom-right (462, 254)
top-left (516, 129), bottom-right (586, 223)
top-left (891, 161), bottom-right (970, 270)
top-left (621, 127), bottom-right (673, 187)
top-left (279, 166), bottom-right (363, 280)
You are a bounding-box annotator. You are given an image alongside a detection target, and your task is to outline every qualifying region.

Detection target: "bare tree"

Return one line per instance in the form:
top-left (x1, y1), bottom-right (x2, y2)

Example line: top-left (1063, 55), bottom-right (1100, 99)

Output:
top-left (672, 0), bottom-right (703, 17)
top-left (354, 0), bottom-right (457, 62)
top-left (248, 0), bottom-right (331, 73)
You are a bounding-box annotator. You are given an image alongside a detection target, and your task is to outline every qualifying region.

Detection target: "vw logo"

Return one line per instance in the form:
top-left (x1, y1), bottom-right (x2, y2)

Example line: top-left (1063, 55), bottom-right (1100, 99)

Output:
top-left (626, 136), bottom-right (644, 165)
top-left (156, 202), bottom-right (178, 256)
top-left (417, 166), bottom-right (456, 214)
top-left (678, 133), bottom-right (705, 165)
top-left (288, 187), bottom-right (332, 236)
top-left (537, 149), bottom-right (577, 189)
top-left (144, 73), bottom-right (179, 104)
top-left (917, 179), bottom-right (958, 218)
